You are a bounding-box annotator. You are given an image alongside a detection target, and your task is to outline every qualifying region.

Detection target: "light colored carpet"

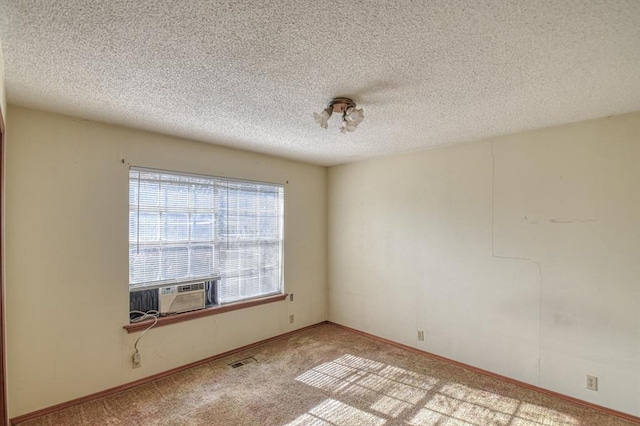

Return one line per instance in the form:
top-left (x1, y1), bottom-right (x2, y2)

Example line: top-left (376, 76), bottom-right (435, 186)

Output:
top-left (20, 323), bottom-right (638, 425)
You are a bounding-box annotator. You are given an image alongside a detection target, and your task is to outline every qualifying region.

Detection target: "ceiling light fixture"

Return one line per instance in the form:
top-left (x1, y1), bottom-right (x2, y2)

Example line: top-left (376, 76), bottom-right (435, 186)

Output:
top-left (314, 97), bottom-right (364, 133)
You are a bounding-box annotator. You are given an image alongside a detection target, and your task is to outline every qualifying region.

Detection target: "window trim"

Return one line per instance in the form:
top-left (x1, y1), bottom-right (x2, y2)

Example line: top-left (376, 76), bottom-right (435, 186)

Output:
top-left (128, 166), bottom-right (285, 306)
top-left (124, 293), bottom-right (287, 333)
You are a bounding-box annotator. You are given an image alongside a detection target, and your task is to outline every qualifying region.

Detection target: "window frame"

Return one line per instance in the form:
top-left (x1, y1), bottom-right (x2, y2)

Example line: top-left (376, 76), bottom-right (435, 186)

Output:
top-left (128, 166), bottom-right (285, 317)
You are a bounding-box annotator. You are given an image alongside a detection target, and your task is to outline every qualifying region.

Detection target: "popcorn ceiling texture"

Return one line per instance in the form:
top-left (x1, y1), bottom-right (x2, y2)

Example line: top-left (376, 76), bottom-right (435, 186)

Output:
top-left (1, 1), bottom-right (639, 166)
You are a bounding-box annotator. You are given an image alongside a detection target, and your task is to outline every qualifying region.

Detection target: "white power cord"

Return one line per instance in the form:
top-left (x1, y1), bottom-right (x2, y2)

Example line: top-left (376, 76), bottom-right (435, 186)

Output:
top-left (129, 310), bottom-right (159, 367)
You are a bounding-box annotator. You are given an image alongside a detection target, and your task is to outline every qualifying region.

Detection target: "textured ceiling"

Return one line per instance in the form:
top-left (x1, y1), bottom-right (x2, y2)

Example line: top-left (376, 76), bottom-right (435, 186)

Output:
top-left (1, 1), bottom-right (639, 166)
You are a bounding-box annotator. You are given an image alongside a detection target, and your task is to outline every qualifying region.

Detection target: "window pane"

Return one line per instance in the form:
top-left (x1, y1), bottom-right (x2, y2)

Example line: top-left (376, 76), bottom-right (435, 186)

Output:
top-left (163, 213), bottom-right (188, 241)
top-left (130, 246), bottom-right (161, 284)
top-left (260, 267), bottom-right (280, 294)
top-left (192, 214), bottom-right (214, 240)
top-left (260, 215), bottom-right (280, 239)
top-left (161, 246), bottom-right (189, 280)
top-left (139, 180), bottom-right (159, 207)
top-left (240, 274), bottom-right (260, 298)
top-left (261, 243), bottom-right (280, 268)
top-left (190, 245), bottom-right (215, 277)
top-left (164, 183), bottom-right (188, 209)
top-left (139, 212), bottom-right (160, 242)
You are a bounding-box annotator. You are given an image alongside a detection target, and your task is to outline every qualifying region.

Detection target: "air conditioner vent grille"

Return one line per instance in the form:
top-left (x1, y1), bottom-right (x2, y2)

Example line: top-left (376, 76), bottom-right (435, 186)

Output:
top-left (178, 282), bottom-right (205, 293)
top-left (229, 357), bottom-right (257, 368)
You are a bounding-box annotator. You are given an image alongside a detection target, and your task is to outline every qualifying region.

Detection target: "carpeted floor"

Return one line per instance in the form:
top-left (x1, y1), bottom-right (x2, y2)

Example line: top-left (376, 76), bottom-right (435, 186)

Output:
top-left (20, 323), bottom-right (638, 425)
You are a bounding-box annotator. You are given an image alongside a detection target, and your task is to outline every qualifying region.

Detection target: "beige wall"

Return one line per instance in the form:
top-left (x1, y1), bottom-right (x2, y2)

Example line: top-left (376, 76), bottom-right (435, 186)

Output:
top-left (328, 112), bottom-right (640, 416)
top-left (0, 39), bottom-right (5, 121)
top-left (4, 106), bottom-right (328, 417)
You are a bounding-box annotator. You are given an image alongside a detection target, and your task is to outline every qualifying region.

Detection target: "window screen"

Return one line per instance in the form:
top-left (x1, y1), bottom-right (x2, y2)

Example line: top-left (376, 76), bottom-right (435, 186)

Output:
top-left (129, 168), bottom-right (284, 304)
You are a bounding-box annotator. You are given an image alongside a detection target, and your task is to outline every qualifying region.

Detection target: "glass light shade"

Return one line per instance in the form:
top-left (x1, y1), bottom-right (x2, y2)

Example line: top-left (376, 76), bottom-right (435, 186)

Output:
top-left (313, 107), bottom-right (332, 129)
top-left (344, 107), bottom-right (364, 125)
top-left (340, 120), bottom-right (358, 133)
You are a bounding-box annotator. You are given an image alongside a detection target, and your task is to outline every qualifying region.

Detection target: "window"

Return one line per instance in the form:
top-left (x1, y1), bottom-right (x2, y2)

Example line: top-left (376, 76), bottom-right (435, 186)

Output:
top-left (129, 168), bottom-right (284, 306)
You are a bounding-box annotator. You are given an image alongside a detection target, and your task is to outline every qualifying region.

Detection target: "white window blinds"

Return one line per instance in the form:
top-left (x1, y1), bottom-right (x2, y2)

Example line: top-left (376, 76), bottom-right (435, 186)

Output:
top-left (216, 180), bottom-right (284, 304)
top-left (129, 168), bottom-right (284, 303)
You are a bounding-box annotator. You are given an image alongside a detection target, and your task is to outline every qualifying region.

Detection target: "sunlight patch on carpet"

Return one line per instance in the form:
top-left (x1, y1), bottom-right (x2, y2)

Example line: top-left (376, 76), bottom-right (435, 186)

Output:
top-left (411, 382), bottom-right (579, 426)
top-left (295, 354), bottom-right (438, 419)
top-left (284, 398), bottom-right (385, 426)
top-left (515, 402), bottom-right (580, 425)
top-left (294, 354), bottom-right (579, 426)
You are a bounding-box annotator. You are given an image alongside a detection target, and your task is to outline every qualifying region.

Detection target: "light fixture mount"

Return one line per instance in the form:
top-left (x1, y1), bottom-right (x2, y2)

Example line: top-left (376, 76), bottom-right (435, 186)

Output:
top-left (329, 97), bottom-right (356, 113)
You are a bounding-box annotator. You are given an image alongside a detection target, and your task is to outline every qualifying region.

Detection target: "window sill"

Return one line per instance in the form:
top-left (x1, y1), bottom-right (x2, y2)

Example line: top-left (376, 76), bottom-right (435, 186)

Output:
top-left (124, 293), bottom-right (287, 333)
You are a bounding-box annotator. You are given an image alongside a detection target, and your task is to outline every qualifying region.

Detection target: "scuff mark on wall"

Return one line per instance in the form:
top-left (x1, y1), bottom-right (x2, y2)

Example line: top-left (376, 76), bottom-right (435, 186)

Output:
top-left (524, 216), bottom-right (597, 224)
top-left (547, 218), bottom-right (596, 224)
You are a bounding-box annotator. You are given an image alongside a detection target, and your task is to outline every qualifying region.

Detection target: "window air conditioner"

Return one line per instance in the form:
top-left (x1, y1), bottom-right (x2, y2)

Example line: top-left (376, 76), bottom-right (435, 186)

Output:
top-left (159, 282), bottom-right (206, 315)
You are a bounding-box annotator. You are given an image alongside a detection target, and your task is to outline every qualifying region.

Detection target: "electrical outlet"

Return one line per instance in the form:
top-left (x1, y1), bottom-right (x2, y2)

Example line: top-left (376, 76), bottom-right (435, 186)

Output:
top-left (289, 314), bottom-right (295, 324)
top-left (132, 352), bottom-right (141, 369)
top-left (586, 375), bottom-right (598, 391)
top-left (417, 330), bottom-right (425, 341)
top-left (289, 293), bottom-right (294, 302)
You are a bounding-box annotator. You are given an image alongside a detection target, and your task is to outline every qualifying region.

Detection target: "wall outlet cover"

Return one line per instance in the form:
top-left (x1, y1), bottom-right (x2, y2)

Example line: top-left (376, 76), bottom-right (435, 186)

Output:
top-left (132, 352), bottom-right (141, 369)
top-left (586, 375), bottom-right (598, 391)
